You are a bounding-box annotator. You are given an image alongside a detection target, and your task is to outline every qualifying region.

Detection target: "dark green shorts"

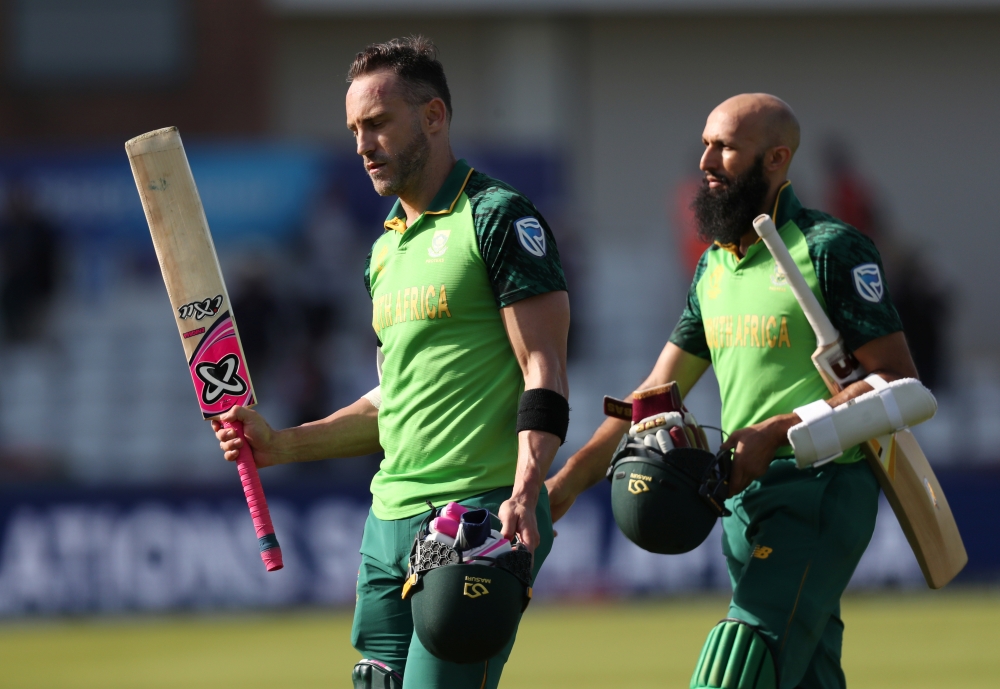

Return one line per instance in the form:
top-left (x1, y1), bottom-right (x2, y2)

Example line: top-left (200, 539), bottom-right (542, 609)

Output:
top-left (351, 486), bottom-right (553, 689)
top-left (721, 458), bottom-right (879, 689)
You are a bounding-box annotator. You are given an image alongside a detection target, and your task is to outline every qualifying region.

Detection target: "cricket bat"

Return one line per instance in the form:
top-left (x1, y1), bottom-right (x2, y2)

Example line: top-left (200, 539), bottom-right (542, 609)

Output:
top-left (126, 127), bottom-right (283, 572)
top-left (753, 214), bottom-right (966, 589)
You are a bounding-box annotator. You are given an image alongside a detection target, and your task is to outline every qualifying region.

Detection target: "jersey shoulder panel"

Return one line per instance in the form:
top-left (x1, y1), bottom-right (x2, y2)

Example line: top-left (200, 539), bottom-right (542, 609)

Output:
top-left (465, 170), bottom-right (567, 308)
top-left (363, 245), bottom-right (373, 296)
top-left (668, 247), bottom-right (713, 360)
top-left (796, 209), bottom-right (903, 352)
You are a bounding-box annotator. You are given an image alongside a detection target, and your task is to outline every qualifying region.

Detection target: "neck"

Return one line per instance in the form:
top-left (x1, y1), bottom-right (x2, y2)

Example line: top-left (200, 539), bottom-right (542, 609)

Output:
top-left (398, 147), bottom-right (457, 225)
top-left (736, 177), bottom-right (787, 257)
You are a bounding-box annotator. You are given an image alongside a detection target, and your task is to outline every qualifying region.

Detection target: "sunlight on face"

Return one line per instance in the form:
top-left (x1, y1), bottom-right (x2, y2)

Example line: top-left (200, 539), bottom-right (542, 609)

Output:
top-left (346, 72), bottom-right (429, 197)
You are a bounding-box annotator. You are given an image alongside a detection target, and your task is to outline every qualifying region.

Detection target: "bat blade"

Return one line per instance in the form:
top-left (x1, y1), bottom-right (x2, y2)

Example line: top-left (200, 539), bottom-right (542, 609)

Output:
top-left (754, 214), bottom-right (966, 588)
top-left (126, 127), bottom-right (282, 572)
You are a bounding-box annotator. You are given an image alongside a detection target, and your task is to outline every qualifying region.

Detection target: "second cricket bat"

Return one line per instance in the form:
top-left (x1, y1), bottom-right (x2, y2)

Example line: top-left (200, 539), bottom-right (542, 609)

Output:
top-left (753, 214), bottom-right (966, 589)
top-left (126, 127), bottom-right (283, 572)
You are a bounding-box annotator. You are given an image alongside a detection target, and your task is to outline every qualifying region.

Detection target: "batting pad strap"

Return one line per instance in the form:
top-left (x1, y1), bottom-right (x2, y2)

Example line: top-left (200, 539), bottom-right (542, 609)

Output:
top-left (865, 374), bottom-right (906, 430)
top-left (791, 400), bottom-right (842, 466)
top-left (516, 388), bottom-right (569, 444)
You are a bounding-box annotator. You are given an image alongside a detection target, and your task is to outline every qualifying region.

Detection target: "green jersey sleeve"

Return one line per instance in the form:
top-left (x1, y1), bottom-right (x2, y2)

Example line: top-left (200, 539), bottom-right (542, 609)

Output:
top-left (465, 171), bottom-right (567, 308)
top-left (668, 249), bottom-right (712, 359)
top-left (363, 246), bottom-right (373, 296)
top-left (801, 214), bottom-right (903, 352)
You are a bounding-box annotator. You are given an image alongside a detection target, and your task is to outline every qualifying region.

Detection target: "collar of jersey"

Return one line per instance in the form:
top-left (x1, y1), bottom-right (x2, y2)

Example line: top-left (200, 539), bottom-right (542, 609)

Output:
top-left (714, 180), bottom-right (801, 261)
top-left (382, 159), bottom-right (475, 234)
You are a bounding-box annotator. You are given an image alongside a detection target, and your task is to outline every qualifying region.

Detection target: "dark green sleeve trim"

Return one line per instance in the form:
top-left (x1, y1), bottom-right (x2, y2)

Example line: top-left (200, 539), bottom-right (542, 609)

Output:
top-left (668, 249), bottom-right (712, 359)
top-left (363, 245), bottom-right (374, 298)
top-left (466, 173), bottom-right (567, 308)
top-left (801, 212), bottom-right (903, 352)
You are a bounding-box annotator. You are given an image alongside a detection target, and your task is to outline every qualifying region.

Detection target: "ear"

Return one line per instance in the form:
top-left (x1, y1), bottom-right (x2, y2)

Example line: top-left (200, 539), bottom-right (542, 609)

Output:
top-left (423, 97), bottom-right (449, 134)
top-left (765, 145), bottom-right (792, 173)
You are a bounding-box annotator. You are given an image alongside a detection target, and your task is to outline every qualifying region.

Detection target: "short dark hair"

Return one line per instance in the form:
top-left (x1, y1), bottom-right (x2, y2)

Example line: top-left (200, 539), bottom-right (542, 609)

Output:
top-left (347, 36), bottom-right (452, 120)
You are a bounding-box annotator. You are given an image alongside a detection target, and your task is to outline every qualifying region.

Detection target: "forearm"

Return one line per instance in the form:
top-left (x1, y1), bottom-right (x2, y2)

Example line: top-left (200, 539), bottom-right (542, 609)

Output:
top-left (553, 416), bottom-right (629, 494)
top-left (510, 429), bottom-right (561, 506)
top-left (512, 350), bottom-right (569, 500)
top-left (274, 397), bottom-right (381, 463)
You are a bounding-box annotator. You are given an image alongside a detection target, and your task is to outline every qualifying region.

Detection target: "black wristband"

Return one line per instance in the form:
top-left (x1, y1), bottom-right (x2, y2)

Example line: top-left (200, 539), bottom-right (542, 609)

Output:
top-left (516, 388), bottom-right (570, 444)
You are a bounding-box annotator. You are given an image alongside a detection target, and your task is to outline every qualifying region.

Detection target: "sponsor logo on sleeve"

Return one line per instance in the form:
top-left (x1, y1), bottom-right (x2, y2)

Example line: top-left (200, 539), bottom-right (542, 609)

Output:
top-left (514, 217), bottom-right (546, 257)
top-left (852, 263), bottom-right (884, 303)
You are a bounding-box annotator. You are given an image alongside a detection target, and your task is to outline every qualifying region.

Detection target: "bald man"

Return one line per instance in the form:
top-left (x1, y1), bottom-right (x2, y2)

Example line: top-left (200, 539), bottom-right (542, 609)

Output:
top-left (546, 94), bottom-right (917, 689)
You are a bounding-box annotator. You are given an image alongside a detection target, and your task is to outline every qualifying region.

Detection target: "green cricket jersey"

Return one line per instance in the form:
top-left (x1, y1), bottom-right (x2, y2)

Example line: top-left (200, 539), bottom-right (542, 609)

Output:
top-left (363, 160), bottom-right (567, 519)
top-left (670, 183), bottom-right (903, 462)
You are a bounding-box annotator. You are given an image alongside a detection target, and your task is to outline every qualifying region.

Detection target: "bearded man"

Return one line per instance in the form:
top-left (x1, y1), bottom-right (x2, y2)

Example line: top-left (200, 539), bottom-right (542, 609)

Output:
top-left (546, 94), bottom-right (918, 689)
top-left (213, 37), bottom-right (570, 689)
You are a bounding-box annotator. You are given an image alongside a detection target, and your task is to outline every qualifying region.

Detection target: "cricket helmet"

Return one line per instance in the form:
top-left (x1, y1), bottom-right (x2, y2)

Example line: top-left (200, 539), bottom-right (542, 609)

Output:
top-left (404, 512), bottom-right (534, 664)
top-left (607, 436), bottom-right (732, 554)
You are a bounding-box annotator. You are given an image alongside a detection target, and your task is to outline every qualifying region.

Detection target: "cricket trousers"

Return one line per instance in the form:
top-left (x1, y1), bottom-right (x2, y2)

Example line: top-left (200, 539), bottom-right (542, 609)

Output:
top-left (721, 458), bottom-right (880, 689)
top-left (351, 486), bottom-right (553, 689)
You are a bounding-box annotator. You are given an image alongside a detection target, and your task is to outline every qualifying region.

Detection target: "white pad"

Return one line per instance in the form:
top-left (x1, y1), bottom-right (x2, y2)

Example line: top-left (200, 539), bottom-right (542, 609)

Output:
top-left (363, 386), bottom-right (382, 410)
top-left (864, 374), bottom-right (905, 430)
top-left (363, 346), bottom-right (386, 409)
top-left (792, 399), bottom-right (842, 466)
top-left (789, 378), bottom-right (937, 468)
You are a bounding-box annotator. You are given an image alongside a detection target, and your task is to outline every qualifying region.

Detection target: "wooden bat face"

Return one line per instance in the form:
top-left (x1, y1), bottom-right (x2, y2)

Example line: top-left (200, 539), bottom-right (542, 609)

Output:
top-left (126, 127), bottom-right (256, 419)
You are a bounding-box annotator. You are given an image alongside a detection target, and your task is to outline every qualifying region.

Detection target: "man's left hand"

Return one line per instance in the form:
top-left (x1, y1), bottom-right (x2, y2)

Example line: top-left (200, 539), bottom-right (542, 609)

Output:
top-left (498, 493), bottom-right (540, 553)
top-left (724, 413), bottom-right (799, 496)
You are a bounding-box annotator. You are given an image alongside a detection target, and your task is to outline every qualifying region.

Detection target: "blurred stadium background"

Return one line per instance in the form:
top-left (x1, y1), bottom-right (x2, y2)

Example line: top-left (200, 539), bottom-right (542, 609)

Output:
top-left (1, 0), bottom-right (999, 686)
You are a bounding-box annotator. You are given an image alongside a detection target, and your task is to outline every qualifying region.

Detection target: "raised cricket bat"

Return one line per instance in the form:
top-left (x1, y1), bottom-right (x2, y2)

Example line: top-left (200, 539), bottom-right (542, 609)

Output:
top-left (126, 127), bottom-right (283, 572)
top-left (753, 214), bottom-right (966, 589)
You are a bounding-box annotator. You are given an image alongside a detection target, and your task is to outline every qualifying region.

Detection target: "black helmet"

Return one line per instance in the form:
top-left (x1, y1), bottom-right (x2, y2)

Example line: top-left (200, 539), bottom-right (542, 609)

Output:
top-left (607, 436), bottom-right (732, 554)
top-left (403, 507), bottom-right (533, 665)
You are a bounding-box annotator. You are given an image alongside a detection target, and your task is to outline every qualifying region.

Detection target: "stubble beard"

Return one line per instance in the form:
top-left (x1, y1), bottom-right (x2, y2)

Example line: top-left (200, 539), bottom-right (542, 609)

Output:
top-left (691, 154), bottom-right (771, 246)
top-left (367, 121), bottom-right (431, 198)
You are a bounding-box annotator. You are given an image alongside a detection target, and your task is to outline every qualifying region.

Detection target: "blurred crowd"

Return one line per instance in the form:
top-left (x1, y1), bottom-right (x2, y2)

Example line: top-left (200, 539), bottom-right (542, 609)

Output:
top-left (0, 184), bottom-right (61, 345)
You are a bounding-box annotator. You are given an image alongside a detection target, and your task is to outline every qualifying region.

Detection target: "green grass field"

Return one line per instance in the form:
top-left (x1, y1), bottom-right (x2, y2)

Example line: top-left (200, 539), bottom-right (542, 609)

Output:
top-left (2, 591), bottom-right (998, 688)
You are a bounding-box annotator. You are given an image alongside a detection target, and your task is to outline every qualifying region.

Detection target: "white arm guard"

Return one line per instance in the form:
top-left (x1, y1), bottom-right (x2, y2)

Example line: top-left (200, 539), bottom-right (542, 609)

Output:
top-left (362, 347), bottom-right (385, 410)
top-left (788, 376), bottom-right (937, 469)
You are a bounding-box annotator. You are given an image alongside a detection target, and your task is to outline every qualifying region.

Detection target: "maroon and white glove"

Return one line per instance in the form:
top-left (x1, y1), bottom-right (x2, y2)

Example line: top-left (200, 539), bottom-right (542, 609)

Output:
top-left (603, 382), bottom-right (711, 452)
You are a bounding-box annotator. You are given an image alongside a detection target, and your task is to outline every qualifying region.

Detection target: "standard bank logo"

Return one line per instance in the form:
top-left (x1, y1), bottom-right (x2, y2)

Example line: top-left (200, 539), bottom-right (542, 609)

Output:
top-left (514, 217), bottom-right (546, 257)
top-left (852, 263), bottom-right (884, 303)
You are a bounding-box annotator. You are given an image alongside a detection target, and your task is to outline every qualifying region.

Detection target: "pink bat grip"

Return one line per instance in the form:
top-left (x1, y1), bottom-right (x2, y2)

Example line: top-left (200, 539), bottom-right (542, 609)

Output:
top-left (224, 419), bottom-right (283, 571)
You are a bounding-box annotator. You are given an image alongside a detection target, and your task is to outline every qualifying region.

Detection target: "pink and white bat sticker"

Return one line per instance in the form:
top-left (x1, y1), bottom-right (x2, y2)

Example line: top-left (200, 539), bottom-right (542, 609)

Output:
top-left (188, 312), bottom-right (256, 418)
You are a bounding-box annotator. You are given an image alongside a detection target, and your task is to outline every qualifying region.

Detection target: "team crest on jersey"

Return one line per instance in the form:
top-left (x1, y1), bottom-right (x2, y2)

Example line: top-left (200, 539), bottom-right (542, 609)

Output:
top-left (514, 217), bottom-right (546, 257)
top-left (427, 230), bottom-right (451, 258)
top-left (852, 263), bottom-right (884, 303)
top-left (770, 263), bottom-right (788, 289)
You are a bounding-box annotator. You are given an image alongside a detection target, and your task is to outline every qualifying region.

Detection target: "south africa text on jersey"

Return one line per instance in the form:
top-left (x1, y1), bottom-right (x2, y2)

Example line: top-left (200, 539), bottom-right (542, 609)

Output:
top-left (705, 314), bottom-right (793, 350)
top-left (372, 284), bottom-right (452, 334)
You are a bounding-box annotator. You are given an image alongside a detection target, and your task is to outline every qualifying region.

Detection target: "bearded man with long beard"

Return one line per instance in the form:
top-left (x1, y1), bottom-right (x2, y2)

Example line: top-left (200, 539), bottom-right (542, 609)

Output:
top-left (546, 94), bottom-right (919, 689)
top-left (212, 37), bottom-right (570, 689)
